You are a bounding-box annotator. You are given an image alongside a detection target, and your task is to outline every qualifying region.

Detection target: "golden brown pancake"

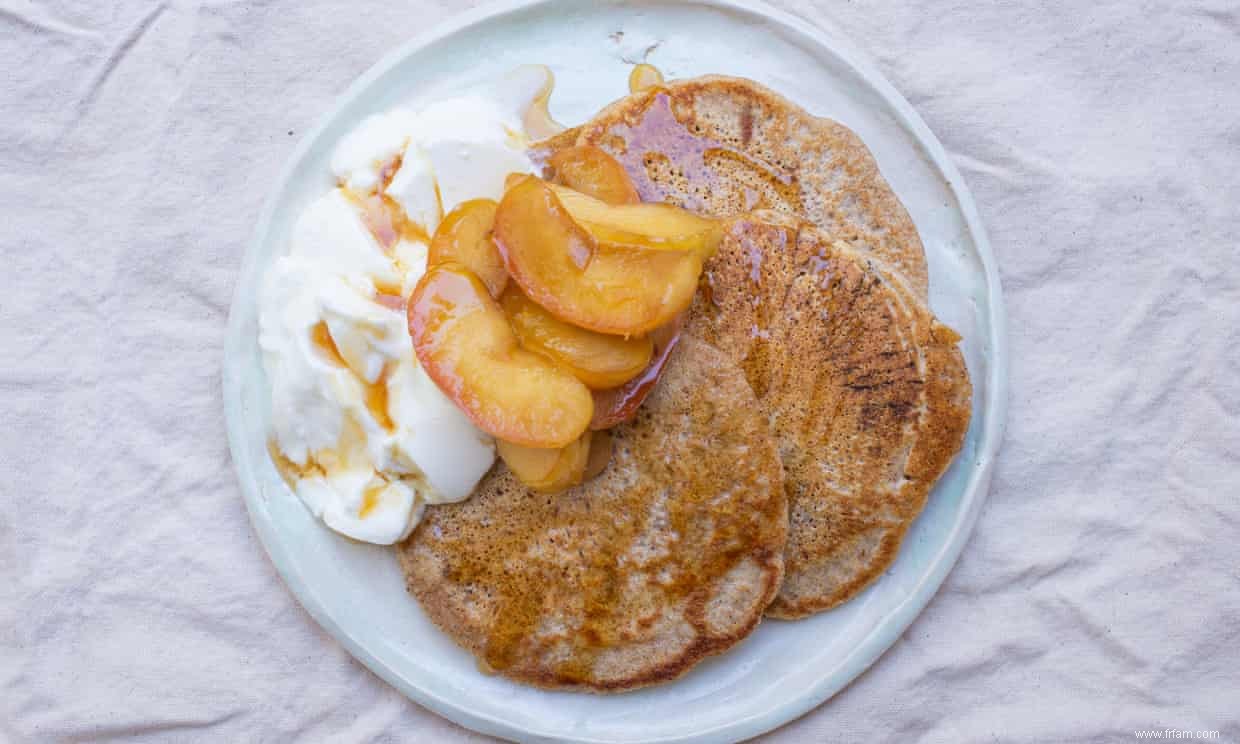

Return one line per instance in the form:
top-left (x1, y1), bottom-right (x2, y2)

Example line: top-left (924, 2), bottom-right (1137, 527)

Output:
top-left (689, 212), bottom-right (971, 617)
top-left (563, 75), bottom-right (930, 298)
top-left (398, 336), bottom-right (787, 691)
top-left (535, 78), bottom-right (969, 616)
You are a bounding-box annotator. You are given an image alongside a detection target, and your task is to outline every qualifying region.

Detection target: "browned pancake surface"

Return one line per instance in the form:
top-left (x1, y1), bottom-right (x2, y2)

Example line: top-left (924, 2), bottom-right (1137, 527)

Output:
top-left (689, 213), bottom-right (971, 617)
top-left (569, 75), bottom-right (930, 297)
top-left (399, 337), bottom-right (787, 691)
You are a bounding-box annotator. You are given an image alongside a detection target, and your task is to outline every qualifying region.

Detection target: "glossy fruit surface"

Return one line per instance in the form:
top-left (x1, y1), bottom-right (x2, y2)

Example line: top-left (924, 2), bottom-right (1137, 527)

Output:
top-left (501, 288), bottom-right (653, 390)
top-left (548, 145), bottom-right (640, 205)
top-left (408, 263), bottom-right (592, 448)
top-left (549, 184), bottom-right (719, 255)
top-left (589, 314), bottom-right (685, 430)
top-left (497, 433), bottom-right (592, 493)
top-left (427, 199), bottom-right (506, 297)
top-left (493, 176), bottom-right (702, 336)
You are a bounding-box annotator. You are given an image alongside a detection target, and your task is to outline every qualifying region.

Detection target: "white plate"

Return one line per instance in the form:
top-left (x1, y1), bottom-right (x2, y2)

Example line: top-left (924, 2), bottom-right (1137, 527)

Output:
top-left (223, 1), bottom-right (1008, 741)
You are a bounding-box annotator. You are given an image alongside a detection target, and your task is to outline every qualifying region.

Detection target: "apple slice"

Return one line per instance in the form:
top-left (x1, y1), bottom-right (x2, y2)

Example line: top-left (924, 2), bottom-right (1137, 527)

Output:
top-left (497, 432), bottom-right (591, 493)
top-left (582, 428), bottom-right (612, 480)
top-left (493, 176), bottom-right (703, 336)
top-left (504, 172), bottom-right (527, 193)
top-left (408, 263), bottom-right (593, 448)
top-left (496, 439), bottom-right (560, 484)
top-left (427, 199), bottom-right (506, 297)
top-left (548, 184), bottom-right (719, 256)
top-left (548, 145), bottom-right (640, 205)
top-left (590, 313), bottom-right (684, 430)
top-left (501, 288), bottom-right (653, 390)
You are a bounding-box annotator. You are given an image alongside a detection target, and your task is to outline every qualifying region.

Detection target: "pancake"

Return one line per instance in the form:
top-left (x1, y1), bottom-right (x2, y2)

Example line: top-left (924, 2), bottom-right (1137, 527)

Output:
top-left (563, 75), bottom-right (930, 298)
top-left (398, 336), bottom-right (787, 691)
top-left (688, 212), bottom-right (971, 617)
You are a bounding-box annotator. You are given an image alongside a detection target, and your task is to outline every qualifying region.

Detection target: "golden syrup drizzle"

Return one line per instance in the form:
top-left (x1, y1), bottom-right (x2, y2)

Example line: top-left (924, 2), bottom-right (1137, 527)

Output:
top-left (604, 92), bottom-right (801, 214)
top-left (268, 440), bottom-right (311, 488)
top-left (358, 482), bottom-right (384, 519)
top-left (628, 63), bottom-right (664, 93)
top-left (351, 190), bottom-right (432, 251)
top-left (374, 275), bottom-right (406, 299)
top-left (588, 313), bottom-right (685, 429)
top-left (704, 149), bottom-right (803, 210)
top-left (363, 364), bottom-right (396, 432)
top-left (338, 151), bottom-right (432, 250)
top-left (522, 65), bottom-right (565, 141)
top-left (379, 151), bottom-right (404, 191)
top-left (373, 292), bottom-right (406, 312)
top-left (310, 321), bottom-right (347, 367)
top-left (313, 319), bottom-right (394, 431)
top-left (432, 183), bottom-right (445, 229)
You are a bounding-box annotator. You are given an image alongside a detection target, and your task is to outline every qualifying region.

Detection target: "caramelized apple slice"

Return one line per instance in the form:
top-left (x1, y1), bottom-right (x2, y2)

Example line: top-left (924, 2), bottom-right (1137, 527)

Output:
top-left (548, 145), bottom-right (640, 205)
top-left (493, 176), bottom-right (703, 336)
top-left (501, 288), bottom-right (653, 390)
top-left (535, 433), bottom-right (591, 492)
top-left (582, 428), bottom-right (612, 480)
top-left (497, 439), bottom-right (560, 484)
top-left (548, 184), bottom-right (719, 255)
top-left (427, 199), bottom-right (506, 297)
top-left (497, 432), bottom-right (591, 493)
top-left (590, 313), bottom-right (684, 430)
top-left (408, 263), bottom-right (593, 448)
top-left (504, 172), bottom-right (527, 192)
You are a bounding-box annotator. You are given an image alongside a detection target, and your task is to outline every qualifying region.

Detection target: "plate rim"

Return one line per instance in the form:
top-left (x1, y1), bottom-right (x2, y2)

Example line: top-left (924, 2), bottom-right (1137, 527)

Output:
top-left (222, 0), bottom-right (1009, 741)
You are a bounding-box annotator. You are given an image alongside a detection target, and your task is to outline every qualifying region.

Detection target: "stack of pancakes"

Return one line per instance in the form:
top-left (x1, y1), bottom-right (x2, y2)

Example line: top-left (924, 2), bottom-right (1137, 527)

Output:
top-left (398, 76), bottom-right (972, 691)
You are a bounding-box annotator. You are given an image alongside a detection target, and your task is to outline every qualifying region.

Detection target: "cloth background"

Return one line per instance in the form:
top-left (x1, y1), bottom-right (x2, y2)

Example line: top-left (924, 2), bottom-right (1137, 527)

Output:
top-left (3, 0), bottom-right (1238, 741)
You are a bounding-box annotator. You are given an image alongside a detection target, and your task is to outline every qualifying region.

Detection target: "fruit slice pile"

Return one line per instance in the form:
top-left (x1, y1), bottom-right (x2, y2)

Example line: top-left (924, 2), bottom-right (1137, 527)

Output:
top-left (408, 145), bottom-right (716, 492)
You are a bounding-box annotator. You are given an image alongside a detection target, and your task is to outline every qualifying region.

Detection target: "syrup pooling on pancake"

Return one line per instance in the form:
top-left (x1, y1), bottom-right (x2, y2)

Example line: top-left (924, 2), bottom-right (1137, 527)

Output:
top-left (698, 219), bottom-right (787, 400)
top-left (592, 91), bottom-right (804, 216)
top-left (348, 189), bottom-right (434, 256)
top-left (570, 76), bottom-right (932, 296)
top-left (588, 313), bottom-right (685, 430)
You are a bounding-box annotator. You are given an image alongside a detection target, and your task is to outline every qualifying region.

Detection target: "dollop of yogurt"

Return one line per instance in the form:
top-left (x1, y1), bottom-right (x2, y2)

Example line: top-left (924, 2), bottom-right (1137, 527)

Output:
top-left (332, 66), bottom-right (553, 232)
top-left (260, 67), bottom-right (553, 544)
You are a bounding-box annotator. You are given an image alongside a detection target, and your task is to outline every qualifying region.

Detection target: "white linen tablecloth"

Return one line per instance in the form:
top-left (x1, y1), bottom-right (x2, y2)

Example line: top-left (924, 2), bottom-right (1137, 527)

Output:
top-left (2, 1), bottom-right (1237, 741)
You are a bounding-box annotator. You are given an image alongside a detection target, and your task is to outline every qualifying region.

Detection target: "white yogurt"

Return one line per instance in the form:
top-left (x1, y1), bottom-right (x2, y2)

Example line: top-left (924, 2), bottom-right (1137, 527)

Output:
top-left (259, 66), bottom-right (554, 544)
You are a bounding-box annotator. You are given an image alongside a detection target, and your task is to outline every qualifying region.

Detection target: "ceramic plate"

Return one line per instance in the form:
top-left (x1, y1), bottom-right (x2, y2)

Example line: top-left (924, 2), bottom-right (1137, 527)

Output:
top-left (223, 0), bottom-right (1007, 741)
